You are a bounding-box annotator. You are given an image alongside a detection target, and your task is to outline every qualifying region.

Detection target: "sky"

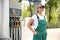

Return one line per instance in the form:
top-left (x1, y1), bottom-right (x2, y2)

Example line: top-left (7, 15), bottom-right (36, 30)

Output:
top-left (22, 0), bottom-right (46, 8)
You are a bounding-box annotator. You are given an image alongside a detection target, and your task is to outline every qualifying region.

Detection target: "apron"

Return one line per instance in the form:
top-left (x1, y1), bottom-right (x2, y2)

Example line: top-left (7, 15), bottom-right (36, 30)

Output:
top-left (33, 14), bottom-right (47, 40)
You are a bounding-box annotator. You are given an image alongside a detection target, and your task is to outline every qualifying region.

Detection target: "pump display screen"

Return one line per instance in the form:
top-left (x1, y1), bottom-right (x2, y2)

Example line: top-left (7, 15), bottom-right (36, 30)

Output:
top-left (9, 8), bottom-right (21, 17)
top-left (29, 0), bottom-right (41, 2)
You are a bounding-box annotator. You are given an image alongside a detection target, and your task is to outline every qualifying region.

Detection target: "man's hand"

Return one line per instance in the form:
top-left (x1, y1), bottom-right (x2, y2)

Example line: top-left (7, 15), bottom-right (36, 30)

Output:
top-left (34, 31), bottom-right (37, 35)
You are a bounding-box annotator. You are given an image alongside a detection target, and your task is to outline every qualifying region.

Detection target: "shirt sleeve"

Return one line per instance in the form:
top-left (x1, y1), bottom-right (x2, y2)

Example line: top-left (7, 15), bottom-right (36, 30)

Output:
top-left (31, 15), bottom-right (36, 21)
top-left (31, 15), bottom-right (38, 29)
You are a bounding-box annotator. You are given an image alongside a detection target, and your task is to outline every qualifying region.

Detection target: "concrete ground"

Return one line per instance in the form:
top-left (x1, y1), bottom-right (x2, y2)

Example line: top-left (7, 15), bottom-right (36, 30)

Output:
top-left (21, 27), bottom-right (60, 40)
top-left (21, 18), bottom-right (60, 40)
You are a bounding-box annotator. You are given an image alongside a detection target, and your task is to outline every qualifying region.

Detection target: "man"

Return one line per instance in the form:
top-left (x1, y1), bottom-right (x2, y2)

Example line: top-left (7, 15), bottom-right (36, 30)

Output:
top-left (27, 4), bottom-right (47, 40)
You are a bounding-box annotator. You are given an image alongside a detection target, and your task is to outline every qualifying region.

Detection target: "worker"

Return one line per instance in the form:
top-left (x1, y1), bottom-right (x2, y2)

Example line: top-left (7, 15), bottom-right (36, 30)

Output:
top-left (27, 4), bottom-right (47, 40)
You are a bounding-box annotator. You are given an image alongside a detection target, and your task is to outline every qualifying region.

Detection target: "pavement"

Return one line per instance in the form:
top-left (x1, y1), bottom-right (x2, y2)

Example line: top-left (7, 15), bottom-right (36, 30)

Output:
top-left (21, 18), bottom-right (60, 40)
top-left (21, 27), bottom-right (60, 40)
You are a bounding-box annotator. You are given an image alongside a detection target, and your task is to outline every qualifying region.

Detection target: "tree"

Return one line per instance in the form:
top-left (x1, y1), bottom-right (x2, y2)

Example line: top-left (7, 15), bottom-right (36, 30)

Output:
top-left (29, 2), bottom-right (34, 17)
top-left (12, 0), bottom-right (22, 2)
top-left (46, 0), bottom-right (58, 22)
top-left (45, 0), bottom-right (60, 28)
top-left (22, 2), bottom-right (34, 20)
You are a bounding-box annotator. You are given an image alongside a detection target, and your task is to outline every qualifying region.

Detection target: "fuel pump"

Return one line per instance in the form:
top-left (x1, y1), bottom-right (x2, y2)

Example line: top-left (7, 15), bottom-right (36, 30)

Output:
top-left (9, 0), bottom-right (22, 40)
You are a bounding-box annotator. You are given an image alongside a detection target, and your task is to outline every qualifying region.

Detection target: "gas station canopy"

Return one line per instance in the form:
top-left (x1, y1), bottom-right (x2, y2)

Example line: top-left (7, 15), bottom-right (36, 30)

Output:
top-left (29, 0), bottom-right (41, 2)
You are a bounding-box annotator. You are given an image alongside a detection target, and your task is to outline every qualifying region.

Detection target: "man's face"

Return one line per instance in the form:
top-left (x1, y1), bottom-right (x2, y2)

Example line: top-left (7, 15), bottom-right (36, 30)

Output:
top-left (38, 7), bottom-right (44, 13)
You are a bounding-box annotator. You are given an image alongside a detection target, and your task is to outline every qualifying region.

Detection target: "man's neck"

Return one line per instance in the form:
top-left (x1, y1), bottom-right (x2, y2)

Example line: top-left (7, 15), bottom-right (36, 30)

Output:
top-left (38, 13), bottom-right (43, 16)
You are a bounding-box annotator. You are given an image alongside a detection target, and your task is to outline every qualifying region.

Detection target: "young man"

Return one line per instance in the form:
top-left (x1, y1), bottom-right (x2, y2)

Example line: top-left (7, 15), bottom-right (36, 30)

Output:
top-left (27, 4), bottom-right (47, 40)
